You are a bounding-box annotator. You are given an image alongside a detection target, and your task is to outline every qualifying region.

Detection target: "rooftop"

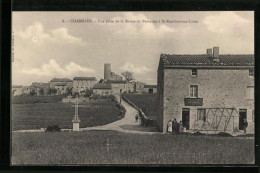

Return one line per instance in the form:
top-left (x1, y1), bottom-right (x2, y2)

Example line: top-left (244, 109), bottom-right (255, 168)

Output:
top-left (160, 54), bottom-right (254, 67)
top-left (107, 80), bottom-right (127, 84)
top-left (50, 78), bottom-right (73, 82)
top-left (73, 77), bottom-right (96, 81)
top-left (93, 83), bottom-right (112, 89)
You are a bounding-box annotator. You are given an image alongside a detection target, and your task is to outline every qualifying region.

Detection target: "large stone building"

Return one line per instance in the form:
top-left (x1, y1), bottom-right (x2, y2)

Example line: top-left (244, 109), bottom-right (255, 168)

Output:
top-left (73, 77), bottom-right (97, 93)
top-left (50, 78), bottom-right (73, 88)
top-left (50, 78), bottom-right (73, 95)
top-left (157, 47), bottom-right (254, 133)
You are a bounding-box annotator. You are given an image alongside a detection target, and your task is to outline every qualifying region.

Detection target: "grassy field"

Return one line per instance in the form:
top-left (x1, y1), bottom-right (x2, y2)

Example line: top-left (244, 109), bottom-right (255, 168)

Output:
top-left (12, 98), bottom-right (122, 131)
top-left (124, 93), bottom-right (157, 120)
top-left (11, 130), bottom-right (254, 165)
top-left (12, 95), bottom-right (64, 104)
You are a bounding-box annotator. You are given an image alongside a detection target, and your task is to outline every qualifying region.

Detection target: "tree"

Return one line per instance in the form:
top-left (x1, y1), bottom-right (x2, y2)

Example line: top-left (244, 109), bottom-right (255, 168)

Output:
top-left (30, 89), bottom-right (37, 96)
top-left (66, 87), bottom-right (73, 96)
top-left (98, 79), bottom-right (104, 83)
top-left (47, 88), bottom-right (57, 96)
top-left (39, 88), bottom-right (44, 96)
top-left (121, 71), bottom-right (134, 82)
top-left (83, 88), bottom-right (93, 98)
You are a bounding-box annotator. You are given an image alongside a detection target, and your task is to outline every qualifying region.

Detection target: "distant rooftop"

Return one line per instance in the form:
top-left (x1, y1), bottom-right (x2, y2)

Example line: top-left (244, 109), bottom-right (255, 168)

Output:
top-left (73, 77), bottom-right (96, 81)
top-left (50, 78), bottom-right (73, 82)
top-left (160, 54), bottom-right (254, 67)
top-left (93, 83), bottom-right (112, 89)
top-left (107, 80), bottom-right (127, 84)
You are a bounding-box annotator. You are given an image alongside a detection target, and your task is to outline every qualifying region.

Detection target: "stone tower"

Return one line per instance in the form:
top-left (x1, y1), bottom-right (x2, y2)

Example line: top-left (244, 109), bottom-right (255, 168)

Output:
top-left (104, 63), bottom-right (111, 80)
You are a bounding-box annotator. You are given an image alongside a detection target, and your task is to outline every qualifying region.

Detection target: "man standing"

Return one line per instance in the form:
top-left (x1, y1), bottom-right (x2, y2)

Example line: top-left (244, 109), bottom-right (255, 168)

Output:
top-left (172, 118), bottom-right (178, 135)
top-left (243, 119), bottom-right (248, 135)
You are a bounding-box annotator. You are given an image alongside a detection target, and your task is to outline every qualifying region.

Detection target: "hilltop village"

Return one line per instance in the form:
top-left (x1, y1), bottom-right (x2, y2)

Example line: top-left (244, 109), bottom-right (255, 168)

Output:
top-left (12, 63), bottom-right (157, 97)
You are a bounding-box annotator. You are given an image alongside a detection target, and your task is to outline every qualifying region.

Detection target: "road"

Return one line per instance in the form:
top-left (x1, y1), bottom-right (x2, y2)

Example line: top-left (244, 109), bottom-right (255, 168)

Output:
top-left (81, 95), bottom-right (159, 134)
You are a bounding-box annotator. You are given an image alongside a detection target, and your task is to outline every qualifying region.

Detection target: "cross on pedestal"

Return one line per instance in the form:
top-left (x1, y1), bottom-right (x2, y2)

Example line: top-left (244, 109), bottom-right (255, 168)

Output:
top-left (72, 96), bottom-right (81, 131)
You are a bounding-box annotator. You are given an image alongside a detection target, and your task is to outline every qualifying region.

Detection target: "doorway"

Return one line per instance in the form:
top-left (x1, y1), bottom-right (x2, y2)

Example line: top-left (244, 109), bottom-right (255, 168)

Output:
top-left (239, 109), bottom-right (247, 130)
top-left (182, 108), bottom-right (190, 130)
top-left (148, 88), bottom-right (153, 93)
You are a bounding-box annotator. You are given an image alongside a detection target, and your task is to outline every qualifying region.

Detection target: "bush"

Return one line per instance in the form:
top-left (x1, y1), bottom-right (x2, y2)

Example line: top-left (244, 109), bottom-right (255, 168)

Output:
top-left (45, 125), bottom-right (61, 132)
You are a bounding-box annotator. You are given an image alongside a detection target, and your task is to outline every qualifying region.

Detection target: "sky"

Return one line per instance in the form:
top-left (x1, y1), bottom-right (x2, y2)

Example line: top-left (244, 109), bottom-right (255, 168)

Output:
top-left (12, 11), bottom-right (254, 86)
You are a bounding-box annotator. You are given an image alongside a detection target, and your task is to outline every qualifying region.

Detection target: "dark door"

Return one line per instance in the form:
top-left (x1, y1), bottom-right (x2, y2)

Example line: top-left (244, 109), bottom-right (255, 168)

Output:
top-left (239, 109), bottom-right (247, 130)
top-left (182, 108), bottom-right (190, 130)
top-left (148, 88), bottom-right (153, 93)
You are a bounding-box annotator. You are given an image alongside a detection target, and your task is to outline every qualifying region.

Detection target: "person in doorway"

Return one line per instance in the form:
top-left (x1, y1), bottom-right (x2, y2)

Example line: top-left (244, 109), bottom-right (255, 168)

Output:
top-left (167, 119), bottom-right (172, 133)
top-left (135, 114), bottom-right (139, 123)
top-left (243, 119), bottom-right (248, 135)
top-left (179, 121), bottom-right (183, 133)
top-left (172, 118), bottom-right (178, 135)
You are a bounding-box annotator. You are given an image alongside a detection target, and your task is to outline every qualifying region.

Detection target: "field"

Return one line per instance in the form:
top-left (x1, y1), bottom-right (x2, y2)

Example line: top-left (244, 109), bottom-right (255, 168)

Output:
top-left (124, 93), bottom-right (157, 120)
top-left (12, 95), bottom-right (64, 104)
top-left (12, 130), bottom-right (254, 165)
top-left (12, 96), bottom-right (122, 131)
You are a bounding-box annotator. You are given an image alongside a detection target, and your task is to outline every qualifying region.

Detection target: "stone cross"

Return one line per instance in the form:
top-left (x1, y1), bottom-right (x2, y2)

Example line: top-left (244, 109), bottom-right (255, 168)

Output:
top-left (72, 96), bottom-right (81, 131)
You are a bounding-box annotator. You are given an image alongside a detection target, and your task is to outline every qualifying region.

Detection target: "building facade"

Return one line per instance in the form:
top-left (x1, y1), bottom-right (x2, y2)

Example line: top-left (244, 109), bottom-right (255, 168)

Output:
top-left (93, 83), bottom-right (112, 95)
top-left (50, 78), bottom-right (73, 88)
top-left (107, 80), bottom-right (128, 95)
top-left (157, 47), bottom-right (254, 133)
top-left (73, 77), bottom-right (97, 93)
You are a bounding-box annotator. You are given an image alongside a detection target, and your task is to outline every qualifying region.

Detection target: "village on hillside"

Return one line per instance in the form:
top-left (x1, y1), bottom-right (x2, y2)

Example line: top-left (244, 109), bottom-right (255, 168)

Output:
top-left (12, 63), bottom-right (157, 97)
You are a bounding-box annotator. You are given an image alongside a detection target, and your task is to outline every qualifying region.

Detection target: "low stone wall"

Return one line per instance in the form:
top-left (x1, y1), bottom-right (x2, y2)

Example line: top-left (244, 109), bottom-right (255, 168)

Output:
top-left (122, 93), bottom-right (155, 126)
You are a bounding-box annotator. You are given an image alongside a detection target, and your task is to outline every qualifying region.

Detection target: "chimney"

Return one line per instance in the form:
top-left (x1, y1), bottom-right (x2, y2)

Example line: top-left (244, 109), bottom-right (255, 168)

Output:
top-left (206, 48), bottom-right (212, 56)
top-left (213, 47), bottom-right (219, 59)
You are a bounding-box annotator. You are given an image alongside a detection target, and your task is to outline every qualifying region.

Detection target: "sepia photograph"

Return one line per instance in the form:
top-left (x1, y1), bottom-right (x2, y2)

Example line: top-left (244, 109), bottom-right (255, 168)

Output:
top-left (11, 11), bottom-right (255, 165)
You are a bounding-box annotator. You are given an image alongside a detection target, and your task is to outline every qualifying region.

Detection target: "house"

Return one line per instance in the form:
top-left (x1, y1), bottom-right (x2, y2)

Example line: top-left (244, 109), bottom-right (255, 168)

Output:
top-left (93, 83), bottom-right (112, 95)
top-left (12, 86), bottom-right (33, 96)
top-left (54, 83), bottom-right (68, 95)
top-left (12, 85), bottom-right (23, 96)
top-left (50, 78), bottom-right (73, 88)
top-left (157, 47), bottom-right (254, 133)
top-left (73, 77), bottom-right (97, 93)
top-left (134, 81), bottom-right (146, 93)
top-left (144, 85), bottom-right (157, 93)
top-left (107, 80), bottom-right (128, 95)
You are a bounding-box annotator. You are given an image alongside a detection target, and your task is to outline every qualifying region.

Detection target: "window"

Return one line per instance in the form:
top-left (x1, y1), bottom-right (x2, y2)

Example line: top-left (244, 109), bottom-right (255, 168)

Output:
top-left (192, 69), bottom-right (197, 76)
top-left (197, 109), bottom-right (206, 121)
top-left (190, 85), bottom-right (198, 97)
top-left (246, 86), bottom-right (254, 99)
top-left (249, 69), bottom-right (254, 76)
